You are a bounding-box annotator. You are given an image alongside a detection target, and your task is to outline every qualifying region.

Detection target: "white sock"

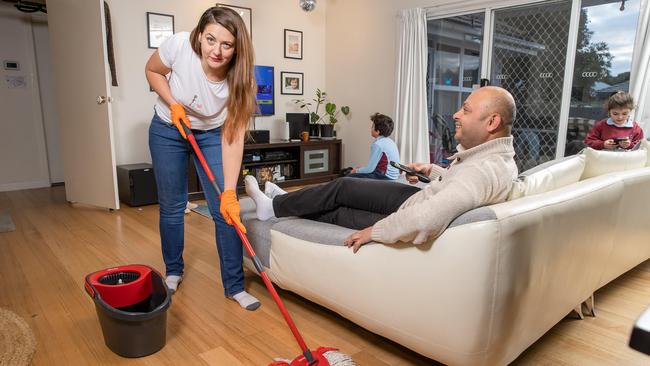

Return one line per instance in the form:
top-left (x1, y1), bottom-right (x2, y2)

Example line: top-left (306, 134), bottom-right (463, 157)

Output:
top-left (165, 275), bottom-right (182, 294)
top-left (244, 176), bottom-right (275, 221)
top-left (231, 291), bottom-right (261, 311)
top-left (264, 181), bottom-right (288, 198)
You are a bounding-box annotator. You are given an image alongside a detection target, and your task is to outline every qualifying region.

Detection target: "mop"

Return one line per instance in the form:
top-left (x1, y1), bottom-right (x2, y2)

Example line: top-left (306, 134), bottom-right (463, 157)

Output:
top-left (179, 123), bottom-right (356, 366)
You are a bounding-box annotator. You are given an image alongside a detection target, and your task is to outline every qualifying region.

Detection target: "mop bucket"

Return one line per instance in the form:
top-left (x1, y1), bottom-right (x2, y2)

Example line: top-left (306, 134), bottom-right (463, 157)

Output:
top-left (84, 264), bottom-right (171, 358)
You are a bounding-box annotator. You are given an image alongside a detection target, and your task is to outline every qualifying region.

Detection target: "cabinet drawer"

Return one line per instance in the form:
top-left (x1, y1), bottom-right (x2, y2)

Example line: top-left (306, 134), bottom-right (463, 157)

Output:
top-left (303, 149), bottom-right (329, 174)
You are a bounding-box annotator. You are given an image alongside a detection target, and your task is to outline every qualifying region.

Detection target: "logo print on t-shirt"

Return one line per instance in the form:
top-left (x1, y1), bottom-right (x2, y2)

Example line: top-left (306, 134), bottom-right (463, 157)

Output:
top-left (189, 95), bottom-right (202, 110)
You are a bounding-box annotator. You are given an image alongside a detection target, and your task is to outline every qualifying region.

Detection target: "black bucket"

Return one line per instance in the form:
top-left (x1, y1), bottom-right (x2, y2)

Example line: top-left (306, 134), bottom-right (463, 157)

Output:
top-left (84, 264), bottom-right (171, 358)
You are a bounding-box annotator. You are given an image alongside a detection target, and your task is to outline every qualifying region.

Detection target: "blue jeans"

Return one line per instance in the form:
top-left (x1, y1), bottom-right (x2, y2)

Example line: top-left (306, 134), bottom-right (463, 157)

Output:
top-left (347, 171), bottom-right (392, 180)
top-left (149, 114), bottom-right (244, 297)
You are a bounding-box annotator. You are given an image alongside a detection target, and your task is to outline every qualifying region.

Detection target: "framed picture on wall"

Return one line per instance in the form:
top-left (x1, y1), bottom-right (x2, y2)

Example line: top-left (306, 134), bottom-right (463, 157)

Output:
top-left (280, 72), bottom-right (304, 95)
top-left (216, 4), bottom-right (252, 38)
top-left (147, 12), bottom-right (175, 49)
top-left (284, 29), bottom-right (303, 59)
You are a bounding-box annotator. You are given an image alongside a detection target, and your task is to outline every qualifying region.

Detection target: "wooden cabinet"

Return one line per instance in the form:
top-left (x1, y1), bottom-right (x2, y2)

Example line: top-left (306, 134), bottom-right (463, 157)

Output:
top-left (188, 139), bottom-right (342, 199)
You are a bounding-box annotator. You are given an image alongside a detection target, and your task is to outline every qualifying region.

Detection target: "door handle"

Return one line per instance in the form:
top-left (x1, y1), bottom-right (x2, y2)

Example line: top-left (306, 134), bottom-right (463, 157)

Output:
top-left (96, 96), bottom-right (113, 104)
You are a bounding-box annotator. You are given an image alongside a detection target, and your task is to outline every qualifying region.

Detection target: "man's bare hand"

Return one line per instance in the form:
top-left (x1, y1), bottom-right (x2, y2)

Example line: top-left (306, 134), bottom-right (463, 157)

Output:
top-left (405, 163), bottom-right (432, 184)
top-left (344, 226), bottom-right (373, 253)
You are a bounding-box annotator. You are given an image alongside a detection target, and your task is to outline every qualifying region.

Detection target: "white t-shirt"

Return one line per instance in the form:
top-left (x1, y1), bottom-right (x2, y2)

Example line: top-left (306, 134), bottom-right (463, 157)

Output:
top-left (154, 32), bottom-right (229, 130)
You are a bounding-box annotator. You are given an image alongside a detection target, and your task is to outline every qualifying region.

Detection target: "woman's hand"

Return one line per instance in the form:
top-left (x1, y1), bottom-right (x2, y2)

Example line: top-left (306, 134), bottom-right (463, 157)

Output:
top-left (170, 104), bottom-right (191, 139)
top-left (220, 190), bottom-right (247, 234)
top-left (344, 226), bottom-right (373, 253)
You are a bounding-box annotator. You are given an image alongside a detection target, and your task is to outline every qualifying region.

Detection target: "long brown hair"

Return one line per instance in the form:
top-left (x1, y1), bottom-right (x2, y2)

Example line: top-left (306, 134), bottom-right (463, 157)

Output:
top-left (189, 7), bottom-right (256, 144)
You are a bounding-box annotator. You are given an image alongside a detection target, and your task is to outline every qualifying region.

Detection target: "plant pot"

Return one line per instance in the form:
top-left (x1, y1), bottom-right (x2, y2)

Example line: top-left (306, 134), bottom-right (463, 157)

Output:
top-left (320, 124), bottom-right (334, 138)
top-left (309, 124), bottom-right (320, 137)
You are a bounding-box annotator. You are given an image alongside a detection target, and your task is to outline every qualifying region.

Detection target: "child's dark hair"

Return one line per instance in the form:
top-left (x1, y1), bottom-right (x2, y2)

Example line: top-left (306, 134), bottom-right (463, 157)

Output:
top-left (370, 113), bottom-right (394, 137)
top-left (606, 91), bottom-right (635, 111)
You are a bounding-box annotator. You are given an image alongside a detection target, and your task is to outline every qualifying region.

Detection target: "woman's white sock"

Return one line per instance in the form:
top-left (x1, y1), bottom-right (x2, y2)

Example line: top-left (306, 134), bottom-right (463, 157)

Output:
top-left (264, 181), bottom-right (288, 198)
top-left (231, 291), bottom-right (261, 311)
top-left (165, 275), bottom-right (182, 294)
top-left (244, 176), bottom-right (275, 221)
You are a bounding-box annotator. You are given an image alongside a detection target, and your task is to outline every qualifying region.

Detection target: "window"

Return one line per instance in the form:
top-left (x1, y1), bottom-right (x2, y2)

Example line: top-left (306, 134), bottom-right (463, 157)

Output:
top-left (564, 0), bottom-right (641, 155)
top-left (427, 13), bottom-right (484, 166)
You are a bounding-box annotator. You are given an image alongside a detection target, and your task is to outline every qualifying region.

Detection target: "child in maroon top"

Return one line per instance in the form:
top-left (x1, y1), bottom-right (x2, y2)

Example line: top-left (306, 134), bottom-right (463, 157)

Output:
top-left (584, 91), bottom-right (644, 150)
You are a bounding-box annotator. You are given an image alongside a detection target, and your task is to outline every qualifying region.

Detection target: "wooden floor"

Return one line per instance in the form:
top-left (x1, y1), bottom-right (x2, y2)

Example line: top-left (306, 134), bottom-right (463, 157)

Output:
top-left (1, 186), bottom-right (649, 365)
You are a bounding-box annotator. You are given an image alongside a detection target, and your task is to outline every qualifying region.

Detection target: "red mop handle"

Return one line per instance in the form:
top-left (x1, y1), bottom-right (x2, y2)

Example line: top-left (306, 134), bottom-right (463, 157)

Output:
top-left (181, 125), bottom-right (317, 365)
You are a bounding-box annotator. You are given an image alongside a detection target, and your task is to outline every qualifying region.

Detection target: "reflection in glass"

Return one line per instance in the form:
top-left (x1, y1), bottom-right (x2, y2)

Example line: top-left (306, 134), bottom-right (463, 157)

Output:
top-left (463, 49), bottom-right (480, 88)
top-left (565, 0), bottom-right (640, 155)
top-left (436, 44), bottom-right (460, 86)
top-left (426, 13), bottom-right (484, 166)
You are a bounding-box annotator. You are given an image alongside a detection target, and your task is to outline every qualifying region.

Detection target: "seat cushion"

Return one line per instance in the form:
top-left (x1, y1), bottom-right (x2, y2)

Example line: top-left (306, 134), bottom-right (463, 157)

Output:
top-left (509, 154), bottom-right (586, 199)
top-left (580, 147), bottom-right (647, 180)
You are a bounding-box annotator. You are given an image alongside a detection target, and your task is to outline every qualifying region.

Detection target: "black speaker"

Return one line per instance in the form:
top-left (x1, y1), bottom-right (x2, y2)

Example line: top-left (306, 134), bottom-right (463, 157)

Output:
top-left (116, 163), bottom-right (158, 206)
top-left (286, 113), bottom-right (309, 139)
top-left (245, 130), bottom-right (270, 144)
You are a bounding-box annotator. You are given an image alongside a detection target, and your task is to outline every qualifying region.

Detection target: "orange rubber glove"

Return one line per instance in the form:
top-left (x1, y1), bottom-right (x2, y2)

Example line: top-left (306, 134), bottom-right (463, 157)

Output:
top-left (170, 103), bottom-right (191, 139)
top-left (220, 190), bottom-right (247, 234)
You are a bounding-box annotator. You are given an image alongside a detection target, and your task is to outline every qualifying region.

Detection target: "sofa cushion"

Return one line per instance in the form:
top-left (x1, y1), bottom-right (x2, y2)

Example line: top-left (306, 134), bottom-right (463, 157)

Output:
top-left (273, 219), bottom-right (354, 246)
top-left (641, 139), bottom-right (650, 166)
top-left (580, 147), bottom-right (647, 180)
top-left (241, 198), bottom-right (293, 268)
top-left (508, 155), bottom-right (586, 199)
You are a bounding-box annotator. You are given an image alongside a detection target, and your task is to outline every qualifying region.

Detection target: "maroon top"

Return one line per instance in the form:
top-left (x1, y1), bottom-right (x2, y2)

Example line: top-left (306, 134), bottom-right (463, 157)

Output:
top-left (584, 119), bottom-right (644, 150)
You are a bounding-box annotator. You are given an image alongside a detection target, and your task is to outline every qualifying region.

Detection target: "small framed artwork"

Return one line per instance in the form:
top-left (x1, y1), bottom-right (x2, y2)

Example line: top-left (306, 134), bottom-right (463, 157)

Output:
top-left (147, 12), bottom-right (175, 49)
top-left (280, 72), bottom-right (304, 95)
top-left (284, 29), bottom-right (303, 60)
top-left (217, 4), bottom-right (252, 38)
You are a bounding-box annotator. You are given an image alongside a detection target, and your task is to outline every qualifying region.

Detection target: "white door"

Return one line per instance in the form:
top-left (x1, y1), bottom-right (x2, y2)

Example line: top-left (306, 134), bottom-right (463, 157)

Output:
top-left (47, 0), bottom-right (119, 209)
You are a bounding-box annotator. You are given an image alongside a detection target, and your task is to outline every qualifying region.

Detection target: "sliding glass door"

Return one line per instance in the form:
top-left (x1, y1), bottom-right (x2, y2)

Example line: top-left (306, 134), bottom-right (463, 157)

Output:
top-left (490, 0), bottom-right (573, 170)
top-left (425, 0), bottom-right (641, 170)
top-left (427, 13), bottom-right (485, 166)
top-left (564, 0), bottom-right (641, 155)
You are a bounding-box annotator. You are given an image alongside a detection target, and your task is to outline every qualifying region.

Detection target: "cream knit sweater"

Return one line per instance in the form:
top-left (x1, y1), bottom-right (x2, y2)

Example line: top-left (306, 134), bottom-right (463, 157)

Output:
top-left (371, 136), bottom-right (517, 244)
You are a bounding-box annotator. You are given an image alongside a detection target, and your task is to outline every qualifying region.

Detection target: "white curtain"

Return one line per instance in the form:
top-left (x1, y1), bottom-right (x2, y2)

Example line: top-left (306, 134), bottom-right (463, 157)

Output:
top-left (630, 0), bottom-right (650, 131)
top-left (394, 8), bottom-right (429, 164)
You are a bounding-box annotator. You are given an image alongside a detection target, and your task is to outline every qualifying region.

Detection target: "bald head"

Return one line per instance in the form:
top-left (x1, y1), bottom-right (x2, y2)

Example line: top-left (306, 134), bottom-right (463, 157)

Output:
top-left (475, 86), bottom-right (516, 134)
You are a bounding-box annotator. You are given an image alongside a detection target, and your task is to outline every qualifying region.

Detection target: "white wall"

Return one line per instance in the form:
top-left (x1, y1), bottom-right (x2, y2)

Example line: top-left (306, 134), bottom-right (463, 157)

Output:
top-left (107, 0), bottom-right (327, 165)
top-left (325, 0), bottom-right (432, 168)
top-left (0, 6), bottom-right (51, 191)
top-left (32, 16), bottom-right (64, 184)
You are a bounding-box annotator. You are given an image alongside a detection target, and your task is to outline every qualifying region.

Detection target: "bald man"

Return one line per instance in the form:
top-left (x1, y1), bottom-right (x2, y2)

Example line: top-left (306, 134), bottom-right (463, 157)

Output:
top-left (246, 86), bottom-right (518, 253)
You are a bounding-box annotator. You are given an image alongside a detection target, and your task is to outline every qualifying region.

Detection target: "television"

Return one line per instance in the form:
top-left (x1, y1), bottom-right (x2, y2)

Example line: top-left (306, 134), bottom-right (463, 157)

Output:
top-left (254, 65), bottom-right (274, 116)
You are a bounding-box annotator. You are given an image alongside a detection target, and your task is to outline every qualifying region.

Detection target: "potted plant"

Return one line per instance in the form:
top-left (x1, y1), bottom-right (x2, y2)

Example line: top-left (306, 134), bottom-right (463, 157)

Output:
top-left (294, 89), bottom-right (351, 138)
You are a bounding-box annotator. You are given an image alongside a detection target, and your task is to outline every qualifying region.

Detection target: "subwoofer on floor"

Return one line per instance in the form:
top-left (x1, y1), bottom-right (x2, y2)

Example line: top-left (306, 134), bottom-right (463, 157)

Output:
top-left (116, 163), bottom-right (158, 207)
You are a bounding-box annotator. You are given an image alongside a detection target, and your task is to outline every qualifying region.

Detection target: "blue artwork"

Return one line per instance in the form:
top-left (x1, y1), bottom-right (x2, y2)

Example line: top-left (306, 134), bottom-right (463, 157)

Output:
top-left (254, 65), bottom-right (274, 116)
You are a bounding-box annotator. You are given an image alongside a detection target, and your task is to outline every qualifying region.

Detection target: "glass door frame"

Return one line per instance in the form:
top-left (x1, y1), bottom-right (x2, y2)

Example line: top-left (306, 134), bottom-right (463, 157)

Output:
top-left (427, 0), bottom-right (583, 159)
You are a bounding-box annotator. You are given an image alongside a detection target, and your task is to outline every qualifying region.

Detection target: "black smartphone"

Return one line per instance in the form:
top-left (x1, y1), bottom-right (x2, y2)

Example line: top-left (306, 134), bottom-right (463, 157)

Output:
top-left (613, 137), bottom-right (629, 143)
top-left (389, 161), bottom-right (431, 183)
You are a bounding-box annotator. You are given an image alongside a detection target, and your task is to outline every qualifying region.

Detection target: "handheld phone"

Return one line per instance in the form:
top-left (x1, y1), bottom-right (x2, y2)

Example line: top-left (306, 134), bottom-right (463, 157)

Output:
top-left (613, 137), bottom-right (629, 144)
top-left (389, 161), bottom-right (431, 183)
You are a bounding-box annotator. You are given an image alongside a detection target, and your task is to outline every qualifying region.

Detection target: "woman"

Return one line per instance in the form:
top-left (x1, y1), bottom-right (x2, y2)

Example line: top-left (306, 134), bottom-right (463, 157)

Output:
top-left (145, 7), bottom-right (259, 310)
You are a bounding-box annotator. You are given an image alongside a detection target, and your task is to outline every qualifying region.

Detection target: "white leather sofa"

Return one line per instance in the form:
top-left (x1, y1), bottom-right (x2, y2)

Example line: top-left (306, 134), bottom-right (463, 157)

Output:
top-left (241, 142), bottom-right (650, 365)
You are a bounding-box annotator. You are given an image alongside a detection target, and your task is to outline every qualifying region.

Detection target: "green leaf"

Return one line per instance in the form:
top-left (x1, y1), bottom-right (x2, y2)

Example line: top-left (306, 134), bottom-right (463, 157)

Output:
top-left (329, 116), bottom-right (337, 124)
top-left (325, 103), bottom-right (336, 114)
top-left (341, 106), bottom-right (350, 115)
top-left (310, 112), bottom-right (320, 123)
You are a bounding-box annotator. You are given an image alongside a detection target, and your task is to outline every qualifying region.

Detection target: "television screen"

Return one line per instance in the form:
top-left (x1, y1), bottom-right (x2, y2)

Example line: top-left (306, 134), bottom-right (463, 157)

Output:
top-left (254, 65), bottom-right (274, 116)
